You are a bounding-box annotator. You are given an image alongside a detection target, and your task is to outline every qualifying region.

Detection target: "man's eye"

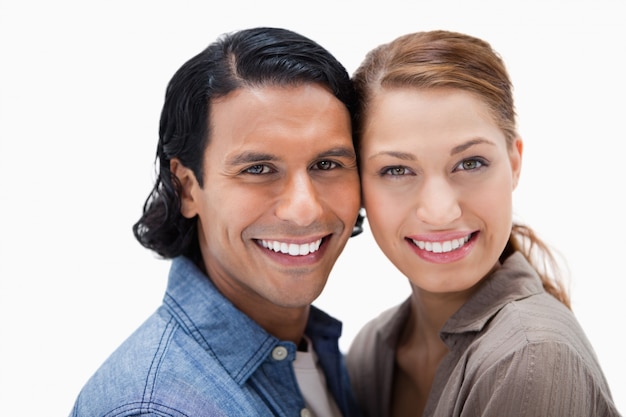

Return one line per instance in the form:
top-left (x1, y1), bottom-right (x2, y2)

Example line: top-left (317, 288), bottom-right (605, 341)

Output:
top-left (245, 165), bottom-right (271, 174)
top-left (314, 160), bottom-right (337, 170)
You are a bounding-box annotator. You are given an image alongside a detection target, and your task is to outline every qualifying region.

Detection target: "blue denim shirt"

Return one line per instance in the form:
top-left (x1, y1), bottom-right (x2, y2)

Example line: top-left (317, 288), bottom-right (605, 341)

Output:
top-left (70, 257), bottom-right (361, 417)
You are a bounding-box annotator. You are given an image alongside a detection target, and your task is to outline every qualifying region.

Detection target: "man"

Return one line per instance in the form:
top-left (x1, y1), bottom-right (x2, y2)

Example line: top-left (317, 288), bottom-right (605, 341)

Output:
top-left (70, 27), bottom-right (363, 417)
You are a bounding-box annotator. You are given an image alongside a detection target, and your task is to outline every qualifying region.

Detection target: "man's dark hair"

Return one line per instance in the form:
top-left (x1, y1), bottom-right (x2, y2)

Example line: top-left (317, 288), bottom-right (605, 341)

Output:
top-left (133, 27), bottom-right (360, 263)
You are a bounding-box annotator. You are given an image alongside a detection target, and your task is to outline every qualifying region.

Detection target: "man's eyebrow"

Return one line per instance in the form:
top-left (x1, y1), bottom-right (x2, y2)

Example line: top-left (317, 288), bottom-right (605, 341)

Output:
top-left (226, 147), bottom-right (356, 166)
top-left (450, 138), bottom-right (494, 155)
top-left (317, 147), bottom-right (357, 159)
top-left (226, 152), bottom-right (276, 166)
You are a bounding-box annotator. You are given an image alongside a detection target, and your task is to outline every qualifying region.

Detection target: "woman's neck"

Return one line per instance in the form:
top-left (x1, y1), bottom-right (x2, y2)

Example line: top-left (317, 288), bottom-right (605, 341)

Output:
top-left (408, 286), bottom-right (468, 342)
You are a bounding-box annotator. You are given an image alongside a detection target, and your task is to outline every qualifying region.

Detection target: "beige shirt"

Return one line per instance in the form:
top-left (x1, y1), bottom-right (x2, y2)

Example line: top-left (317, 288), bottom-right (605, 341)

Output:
top-left (346, 252), bottom-right (621, 417)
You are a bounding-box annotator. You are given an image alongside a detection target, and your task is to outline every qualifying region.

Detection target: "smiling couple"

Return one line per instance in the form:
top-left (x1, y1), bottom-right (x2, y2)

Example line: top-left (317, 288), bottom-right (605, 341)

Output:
top-left (69, 27), bottom-right (620, 417)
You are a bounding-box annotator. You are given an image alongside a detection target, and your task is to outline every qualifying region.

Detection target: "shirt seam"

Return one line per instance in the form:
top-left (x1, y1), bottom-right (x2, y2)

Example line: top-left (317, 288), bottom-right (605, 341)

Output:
top-left (141, 315), bottom-right (178, 411)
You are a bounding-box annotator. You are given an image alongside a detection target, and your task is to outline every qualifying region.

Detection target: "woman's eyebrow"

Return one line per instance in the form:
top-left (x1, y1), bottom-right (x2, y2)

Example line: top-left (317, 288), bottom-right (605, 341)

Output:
top-left (367, 150), bottom-right (415, 161)
top-left (450, 138), bottom-right (494, 155)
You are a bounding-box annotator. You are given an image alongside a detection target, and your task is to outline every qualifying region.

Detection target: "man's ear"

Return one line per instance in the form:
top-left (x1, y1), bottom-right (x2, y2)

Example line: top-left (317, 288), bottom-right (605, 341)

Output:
top-left (170, 158), bottom-right (200, 219)
top-left (510, 137), bottom-right (523, 190)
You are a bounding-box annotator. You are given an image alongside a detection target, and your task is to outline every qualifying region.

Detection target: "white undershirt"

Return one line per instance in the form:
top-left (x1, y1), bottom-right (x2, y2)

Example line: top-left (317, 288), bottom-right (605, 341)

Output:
top-left (293, 337), bottom-right (342, 417)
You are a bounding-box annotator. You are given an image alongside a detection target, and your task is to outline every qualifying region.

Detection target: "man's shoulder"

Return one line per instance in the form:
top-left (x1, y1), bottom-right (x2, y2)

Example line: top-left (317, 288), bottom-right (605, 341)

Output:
top-left (69, 310), bottom-right (177, 415)
top-left (70, 308), bottom-right (237, 416)
top-left (70, 306), bottom-right (265, 416)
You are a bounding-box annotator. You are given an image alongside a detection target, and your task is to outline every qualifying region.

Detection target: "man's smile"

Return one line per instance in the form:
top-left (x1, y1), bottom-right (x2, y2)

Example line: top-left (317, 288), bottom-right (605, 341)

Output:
top-left (258, 237), bottom-right (324, 256)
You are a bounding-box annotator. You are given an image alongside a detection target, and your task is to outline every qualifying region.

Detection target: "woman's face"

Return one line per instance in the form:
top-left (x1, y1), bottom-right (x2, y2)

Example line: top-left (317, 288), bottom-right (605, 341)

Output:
top-left (360, 87), bottom-right (522, 294)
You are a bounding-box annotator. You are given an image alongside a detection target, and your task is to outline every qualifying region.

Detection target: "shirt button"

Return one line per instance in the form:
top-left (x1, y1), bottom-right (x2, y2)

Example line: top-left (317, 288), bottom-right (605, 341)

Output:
top-left (271, 346), bottom-right (288, 361)
top-left (300, 408), bottom-right (312, 417)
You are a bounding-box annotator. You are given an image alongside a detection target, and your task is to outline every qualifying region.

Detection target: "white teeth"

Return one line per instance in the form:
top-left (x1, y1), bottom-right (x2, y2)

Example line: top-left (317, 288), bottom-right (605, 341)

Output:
top-left (260, 239), bottom-right (323, 256)
top-left (411, 235), bottom-right (471, 253)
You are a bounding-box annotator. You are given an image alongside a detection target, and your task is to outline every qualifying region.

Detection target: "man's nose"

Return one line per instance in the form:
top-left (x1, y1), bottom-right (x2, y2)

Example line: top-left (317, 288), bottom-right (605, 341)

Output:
top-left (275, 173), bottom-right (324, 226)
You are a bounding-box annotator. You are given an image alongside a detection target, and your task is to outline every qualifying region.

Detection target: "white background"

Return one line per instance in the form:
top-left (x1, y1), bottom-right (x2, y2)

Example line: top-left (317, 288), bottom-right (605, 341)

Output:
top-left (1, 0), bottom-right (624, 414)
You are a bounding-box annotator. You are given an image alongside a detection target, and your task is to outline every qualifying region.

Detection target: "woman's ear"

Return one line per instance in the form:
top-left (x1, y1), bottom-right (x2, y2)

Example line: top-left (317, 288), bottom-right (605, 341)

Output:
top-left (510, 137), bottom-right (523, 190)
top-left (170, 158), bottom-right (200, 218)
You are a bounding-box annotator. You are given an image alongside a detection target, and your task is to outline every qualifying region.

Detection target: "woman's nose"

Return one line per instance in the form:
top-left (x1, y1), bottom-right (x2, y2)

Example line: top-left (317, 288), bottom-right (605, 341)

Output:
top-left (414, 177), bottom-right (461, 226)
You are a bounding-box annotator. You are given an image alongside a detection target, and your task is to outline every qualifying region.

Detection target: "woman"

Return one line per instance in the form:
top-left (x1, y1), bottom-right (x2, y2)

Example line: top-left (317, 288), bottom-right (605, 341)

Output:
top-left (346, 30), bottom-right (620, 417)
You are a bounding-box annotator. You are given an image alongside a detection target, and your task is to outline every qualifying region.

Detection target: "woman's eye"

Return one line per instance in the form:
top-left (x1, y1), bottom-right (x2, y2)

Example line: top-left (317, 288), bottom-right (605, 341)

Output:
top-left (314, 160), bottom-right (337, 170)
top-left (382, 166), bottom-right (410, 176)
top-left (456, 158), bottom-right (485, 171)
top-left (245, 164), bottom-right (271, 175)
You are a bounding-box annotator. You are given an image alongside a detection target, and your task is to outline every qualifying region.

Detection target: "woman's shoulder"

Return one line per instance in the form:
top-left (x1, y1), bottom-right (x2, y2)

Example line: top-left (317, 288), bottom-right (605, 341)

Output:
top-left (497, 292), bottom-right (589, 347)
top-left (348, 299), bottom-right (409, 357)
top-left (445, 294), bottom-right (619, 414)
top-left (345, 299), bottom-right (410, 417)
top-left (466, 292), bottom-right (605, 381)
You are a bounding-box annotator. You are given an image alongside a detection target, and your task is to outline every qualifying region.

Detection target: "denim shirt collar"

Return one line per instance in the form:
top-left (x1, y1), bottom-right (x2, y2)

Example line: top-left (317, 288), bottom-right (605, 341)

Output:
top-left (163, 256), bottom-right (343, 386)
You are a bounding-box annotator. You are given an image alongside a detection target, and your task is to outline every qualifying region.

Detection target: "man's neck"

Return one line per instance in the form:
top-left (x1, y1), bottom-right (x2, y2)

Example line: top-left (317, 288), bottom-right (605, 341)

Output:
top-left (239, 301), bottom-right (311, 344)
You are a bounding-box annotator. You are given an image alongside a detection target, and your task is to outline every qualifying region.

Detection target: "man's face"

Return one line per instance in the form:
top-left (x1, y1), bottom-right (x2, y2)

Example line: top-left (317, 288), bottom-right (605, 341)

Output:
top-left (175, 84), bottom-right (360, 320)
